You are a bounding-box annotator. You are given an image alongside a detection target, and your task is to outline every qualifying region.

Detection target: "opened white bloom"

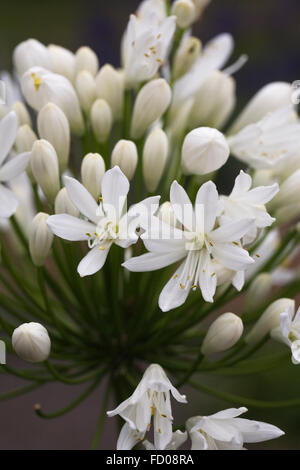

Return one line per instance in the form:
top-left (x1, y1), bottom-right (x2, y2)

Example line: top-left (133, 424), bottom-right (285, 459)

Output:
top-left (122, 12), bottom-right (176, 86)
top-left (221, 170), bottom-right (279, 244)
top-left (271, 305), bottom-right (300, 364)
top-left (124, 180), bottom-right (254, 311)
top-left (186, 407), bottom-right (284, 450)
top-left (0, 111), bottom-right (30, 218)
top-left (47, 166), bottom-right (159, 277)
top-left (107, 364), bottom-right (187, 450)
top-left (137, 0), bottom-right (167, 22)
top-left (143, 430), bottom-right (187, 450)
top-left (228, 106), bottom-right (300, 170)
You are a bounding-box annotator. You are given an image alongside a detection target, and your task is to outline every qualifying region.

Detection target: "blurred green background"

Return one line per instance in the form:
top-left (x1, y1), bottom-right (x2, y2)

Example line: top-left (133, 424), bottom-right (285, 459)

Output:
top-left (0, 0), bottom-right (300, 450)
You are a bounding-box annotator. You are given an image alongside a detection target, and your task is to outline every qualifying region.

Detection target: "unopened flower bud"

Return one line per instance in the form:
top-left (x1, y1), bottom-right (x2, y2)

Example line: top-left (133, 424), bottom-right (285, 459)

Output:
top-left (274, 203), bottom-right (300, 225)
top-left (229, 82), bottom-right (292, 135)
top-left (131, 79), bottom-right (172, 140)
top-left (192, 0), bottom-right (211, 19)
top-left (244, 273), bottom-right (272, 312)
top-left (12, 101), bottom-right (32, 127)
top-left (173, 37), bottom-right (201, 80)
top-left (157, 201), bottom-right (178, 228)
top-left (13, 39), bottom-right (50, 77)
top-left (75, 46), bottom-right (99, 77)
top-left (15, 124), bottom-right (37, 153)
top-left (75, 70), bottom-right (97, 114)
top-left (12, 322), bottom-right (51, 363)
top-left (81, 153), bottom-right (105, 200)
top-left (201, 313), bottom-right (243, 355)
top-left (48, 44), bottom-right (75, 82)
top-left (37, 103), bottom-right (70, 172)
top-left (95, 64), bottom-right (124, 120)
top-left (90, 99), bottom-right (113, 143)
top-left (272, 169), bottom-right (300, 208)
top-left (111, 140), bottom-right (138, 180)
top-left (21, 66), bottom-right (84, 135)
top-left (55, 188), bottom-right (80, 217)
top-left (246, 298), bottom-right (295, 345)
top-left (29, 212), bottom-right (54, 266)
top-left (30, 139), bottom-right (60, 202)
top-left (172, 0), bottom-right (196, 28)
top-left (143, 128), bottom-right (168, 192)
top-left (182, 127), bottom-right (230, 175)
top-left (190, 71), bottom-right (236, 129)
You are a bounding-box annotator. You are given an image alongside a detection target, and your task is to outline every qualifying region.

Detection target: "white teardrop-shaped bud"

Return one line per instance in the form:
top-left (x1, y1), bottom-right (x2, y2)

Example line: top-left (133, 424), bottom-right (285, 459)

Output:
top-left (29, 212), bottom-right (54, 266)
top-left (201, 313), bottom-right (243, 355)
top-left (12, 322), bottom-right (51, 363)
top-left (21, 66), bottom-right (84, 135)
top-left (90, 99), bottom-right (113, 143)
top-left (172, 0), bottom-right (196, 28)
top-left (37, 103), bottom-right (70, 172)
top-left (81, 153), bottom-right (105, 200)
top-left (143, 128), bottom-right (168, 192)
top-left (12, 101), bottom-right (32, 127)
top-left (30, 139), bottom-right (60, 202)
top-left (48, 44), bottom-right (75, 83)
top-left (173, 37), bottom-right (201, 80)
top-left (111, 140), bottom-right (138, 180)
top-left (271, 169), bottom-right (300, 208)
top-left (131, 79), bottom-right (172, 140)
top-left (244, 273), bottom-right (272, 313)
top-left (229, 82), bottom-right (292, 135)
top-left (182, 127), bottom-right (230, 175)
top-left (95, 64), bottom-right (124, 120)
top-left (15, 125), bottom-right (37, 153)
top-left (13, 39), bottom-right (51, 77)
top-left (75, 70), bottom-right (97, 114)
top-left (246, 298), bottom-right (295, 345)
top-left (55, 188), bottom-right (80, 217)
top-left (75, 46), bottom-right (99, 77)
top-left (157, 201), bottom-right (179, 228)
top-left (190, 71), bottom-right (236, 129)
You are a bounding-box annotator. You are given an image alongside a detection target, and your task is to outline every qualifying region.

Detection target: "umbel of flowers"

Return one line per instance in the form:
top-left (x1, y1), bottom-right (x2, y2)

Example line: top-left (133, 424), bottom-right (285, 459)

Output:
top-left (0, 0), bottom-right (299, 450)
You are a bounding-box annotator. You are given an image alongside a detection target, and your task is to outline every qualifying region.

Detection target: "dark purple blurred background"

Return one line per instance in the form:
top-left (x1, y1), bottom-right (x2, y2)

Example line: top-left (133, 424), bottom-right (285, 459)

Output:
top-left (0, 0), bottom-right (300, 450)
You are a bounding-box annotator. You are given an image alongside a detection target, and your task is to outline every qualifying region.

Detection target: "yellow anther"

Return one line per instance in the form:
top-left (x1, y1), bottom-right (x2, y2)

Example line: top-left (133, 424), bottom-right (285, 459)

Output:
top-left (211, 272), bottom-right (216, 277)
top-left (161, 414), bottom-right (167, 418)
top-left (99, 246), bottom-right (105, 251)
top-left (31, 73), bottom-right (42, 91)
top-left (209, 241), bottom-right (214, 247)
top-left (144, 53), bottom-right (150, 58)
top-left (232, 241), bottom-right (239, 246)
top-left (85, 232), bottom-right (91, 237)
top-left (255, 253), bottom-right (260, 258)
top-left (151, 406), bottom-right (155, 415)
top-left (192, 285), bottom-right (198, 289)
top-left (180, 283), bottom-right (185, 289)
top-left (157, 33), bottom-right (161, 39)
top-left (173, 274), bottom-right (179, 279)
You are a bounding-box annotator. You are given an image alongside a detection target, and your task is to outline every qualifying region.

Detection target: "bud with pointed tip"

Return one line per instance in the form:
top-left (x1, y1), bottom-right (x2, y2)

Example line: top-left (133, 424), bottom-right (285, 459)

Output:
top-left (30, 139), bottom-right (60, 202)
top-left (55, 188), bottom-right (80, 217)
top-left (182, 127), bottom-right (230, 175)
top-left (48, 44), bottom-right (75, 82)
top-left (143, 128), bottom-right (168, 192)
top-left (12, 101), bottom-right (32, 127)
top-left (12, 322), bottom-right (51, 363)
top-left (272, 169), bottom-right (300, 208)
top-left (21, 66), bottom-right (84, 135)
top-left (13, 39), bottom-right (50, 77)
top-left (246, 298), bottom-right (295, 345)
top-left (29, 212), bottom-right (54, 267)
top-left (75, 70), bottom-right (97, 114)
top-left (37, 103), bottom-right (70, 172)
top-left (95, 64), bottom-right (124, 120)
top-left (75, 46), bottom-right (99, 77)
top-left (157, 201), bottom-right (178, 228)
top-left (111, 140), bottom-right (138, 180)
top-left (90, 99), bottom-right (112, 143)
top-left (131, 79), bottom-right (171, 140)
top-left (244, 273), bottom-right (272, 313)
top-left (201, 313), bottom-right (243, 355)
top-left (81, 153), bottom-right (105, 200)
top-left (15, 125), bottom-right (37, 154)
top-left (173, 37), bottom-right (201, 80)
top-left (192, 0), bottom-right (211, 19)
top-left (172, 0), bottom-right (196, 28)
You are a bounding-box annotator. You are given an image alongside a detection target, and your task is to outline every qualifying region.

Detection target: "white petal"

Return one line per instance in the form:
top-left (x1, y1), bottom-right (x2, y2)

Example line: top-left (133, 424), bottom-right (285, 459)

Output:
top-left (196, 181), bottom-right (219, 232)
top-left (189, 430), bottom-right (208, 450)
top-left (212, 243), bottom-right (254, 271)
top-left (230, 170), bottom-right (252, 197)
top-left (0, 152), bottom-right (30, 182)
top-left (117, 423), bottom-right (145, 450)
top-left (208, 407), bottom-right (247, 420)
top-left (199, 249), bottom-right (217, 303)
top-left (64, 176), bottom-right (100, 224)
top-left (232, 271), bottom-right (245, 291)
top-left (159, 262), bottom-right (191, 312)
top-left (122, 251), bottom-right (186, 272)
top-left (167, 430), bottom-right (188, 450)
top-left (280, 308), bottom-right (293, 338)
top-left (170, 180), bottom-right (195, 231)
top-left (244, 183), bottom-right (279, 205)
top-left (233, 418), bottom-right (284, 443)
top-left (0, 184), bottom-right (19, 218)
top-left (101, 166), bottom-right (129, 221)
top-left (77, 245), bottom-right (111, 276)
top-left (47, 214), bottom-right (96, 241)
top-left (210, 218), bottom-right (254, 243)
top-left (0, 111), bottom-right (18, 165)
top-left (291, 341), bottom-right (300, 364)
top-left (200, 419), bottom-right (243, 445)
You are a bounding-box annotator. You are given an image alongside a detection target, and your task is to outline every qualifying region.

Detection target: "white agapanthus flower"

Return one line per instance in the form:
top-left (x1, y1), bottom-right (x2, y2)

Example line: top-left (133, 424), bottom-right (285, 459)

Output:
top-left (221, 170), bottom-right (279, 244)
top-left (47, 166), bottom-right (159, 277)
top-left (107, 363), bottom-right (187, 450)
top-left (271, 305), bottom-right (300, 364)
top-left (137, 0), bottom-right (167, 22)
top-left (228, 106), bottom-right (300, 170)
top-left (0, 111), bottom-right (30, 218)
top-left (143, 430), bottom-right (188, 450)
top-left (186, 407), bottom-right (284, 450)
top-left (122, 11), bottom-right (176, 86)
top-left (124, 180), bottom-right (254, 311)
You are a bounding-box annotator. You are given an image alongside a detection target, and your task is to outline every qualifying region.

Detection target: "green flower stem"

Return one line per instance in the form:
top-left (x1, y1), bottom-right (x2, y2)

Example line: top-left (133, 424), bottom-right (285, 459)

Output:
top-left (2, 364), bottom-right (52, 383)
top-left (123, 90), bottom-right (132, 140)
top-left (90, 380), bottom-right (111, 450)
top-left (45, 360), bottom-right (105, 385)
top-left (211, 352), bottom-right (289, 376)
top-left (9, 215), bottom-right (30, 256)
top-left (32, 183), bottom-right (44, 212)
top-left (0, 382), bottom-right (43, 401)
